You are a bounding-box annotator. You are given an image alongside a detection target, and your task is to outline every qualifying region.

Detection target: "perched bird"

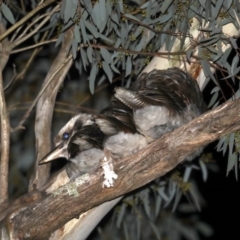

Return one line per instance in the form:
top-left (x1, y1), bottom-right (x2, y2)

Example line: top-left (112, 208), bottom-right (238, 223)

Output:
top-left (40, 113), bottom-right (105, 180)
top-left (115, 68), bottom-right (207, 143)
top-left (40, 98), bottom-right (147, 181)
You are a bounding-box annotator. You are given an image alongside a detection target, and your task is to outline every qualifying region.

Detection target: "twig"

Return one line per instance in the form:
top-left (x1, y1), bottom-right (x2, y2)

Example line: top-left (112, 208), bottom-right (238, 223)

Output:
top-left (15, 12), bottom-right (53, 41)
top-left (0, 0), bottom-right (56, 42)
top-left (13, 5), bottom-right (60, 48)
top-left (11, 39), bottom-right (57, 54)
top-left (0, 69), bottom-right (10, 204)
top-left (3, 64), bottom-right (17, 91)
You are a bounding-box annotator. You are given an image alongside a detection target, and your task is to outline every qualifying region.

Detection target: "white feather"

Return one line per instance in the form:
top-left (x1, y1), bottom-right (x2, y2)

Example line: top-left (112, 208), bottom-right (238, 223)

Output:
top-left (105, 132), bottom-right (148, 158)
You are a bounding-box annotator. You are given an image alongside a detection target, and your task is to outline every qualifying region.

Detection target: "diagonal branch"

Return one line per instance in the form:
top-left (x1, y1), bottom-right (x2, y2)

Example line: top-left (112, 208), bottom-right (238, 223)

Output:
top-left (1, 97), bottom-right (240, 239)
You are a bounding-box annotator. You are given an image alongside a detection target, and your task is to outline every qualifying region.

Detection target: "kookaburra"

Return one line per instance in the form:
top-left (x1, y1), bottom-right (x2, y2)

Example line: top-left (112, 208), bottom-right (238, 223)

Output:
top-left (40, 68), bottom-right (206, 179)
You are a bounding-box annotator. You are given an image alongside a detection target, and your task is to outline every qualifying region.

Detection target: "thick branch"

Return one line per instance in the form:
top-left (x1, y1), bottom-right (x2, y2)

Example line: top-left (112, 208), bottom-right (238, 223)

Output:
top-left (0, 69), bottom-right (10, 204)
top-left (30, 28), bottom-right (73, 189)
top-left (2, 98), bottom-right (240, 239)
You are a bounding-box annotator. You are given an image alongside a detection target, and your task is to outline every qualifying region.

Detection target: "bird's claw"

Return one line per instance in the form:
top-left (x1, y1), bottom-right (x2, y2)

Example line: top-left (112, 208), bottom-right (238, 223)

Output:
top-left (101, 156), bottom-right (118, 188)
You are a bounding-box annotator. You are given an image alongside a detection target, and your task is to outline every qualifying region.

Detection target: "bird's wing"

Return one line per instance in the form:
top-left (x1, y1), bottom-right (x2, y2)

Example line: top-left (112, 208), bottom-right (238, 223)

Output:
top-left (116, 68), bottom-right (206, 114)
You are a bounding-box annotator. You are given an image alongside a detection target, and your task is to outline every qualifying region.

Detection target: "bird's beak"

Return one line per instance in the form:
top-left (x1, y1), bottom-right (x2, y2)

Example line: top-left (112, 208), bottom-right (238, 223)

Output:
top-left (39, 144), bottom-right (68, 164)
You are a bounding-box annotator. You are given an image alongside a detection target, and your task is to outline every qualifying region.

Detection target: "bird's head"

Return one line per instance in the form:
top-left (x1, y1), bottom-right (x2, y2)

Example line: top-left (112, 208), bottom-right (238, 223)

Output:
top-left (39, 113), bottom-right (94, 164)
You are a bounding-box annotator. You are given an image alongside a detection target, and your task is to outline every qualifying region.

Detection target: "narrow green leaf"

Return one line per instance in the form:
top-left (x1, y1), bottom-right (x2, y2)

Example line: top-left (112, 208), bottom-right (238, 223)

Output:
top-left (172, 189), bottom-right (182, 211)
top-left (123, 222), bottom-right (129, 240)
top-left (111, 62), bottom-right (120, 74)
top-left (199, 160), bottom-right (208, 182)
top-left (228, 132), bottom-right (235, 157)
top-left (100, 48), bottom-right (111, 64)
top-left (89, 63), bottom-right (97, 94)
top-left (80, 47), bottom-right (88, 70)
top-left (80, 20), bottom-right (88, 44)
top-left (188, 184), bottom-right (201, 211)
top-left (97, 74), bottom-right (106, 86)
top-left (1, 3), bottom-right (15, 24)
top-left (183, 167), bottom-right (192, 182)
top-left (158, 186), bottom-right (169, 201)
top-left (150, 222), bottom-right (160, 240)
top-left (230, 37), bottom-right (238, 49)
top-left (125, 56), bottom-right (132, 77)
top-left (102, 61), bottom-right (113, 83)
top-left (74, 24), bottom-right (81, 43)
top-left (208, 91), bottom-right (219, 108)
top-left (64, 0), bottom-right (73, 23)
top-left (201, 60), bottom-right (218, 86)
top-left (71, 38), bottom-right (78, 59)
top-left (84, 20), bottom-right (100, 38)
top-left (99, 0), bottom-right (107, 32)
top-left (87, 47), bottom-right (93, 63)
top-left (223, 0), bottom-right (233, 10)
top-left (55, 33), bottom-right (63, 47)
top-left (155, 195), bottom-right (162, 218)
top-left (160, 0), bottom-right (173, 13)
top-left (143, 194), bottom-right (151, 218)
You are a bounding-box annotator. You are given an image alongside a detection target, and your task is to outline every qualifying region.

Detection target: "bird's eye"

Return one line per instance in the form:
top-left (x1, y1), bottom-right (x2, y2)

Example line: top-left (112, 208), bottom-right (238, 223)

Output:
top-left (63, 132), bottom-right (69, 140)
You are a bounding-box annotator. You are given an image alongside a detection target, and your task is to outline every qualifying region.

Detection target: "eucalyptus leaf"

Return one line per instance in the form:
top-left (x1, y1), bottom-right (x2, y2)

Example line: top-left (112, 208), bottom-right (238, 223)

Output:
top-left (71, 38), bottom-right (78, 59)
top-left (80, 19), bottom-right (88, 44)
top-left (183, 167), bottom-right (192, 182)
top-left (208, 91), bottom-right (219, 108)
top-left (89, 63), bottom-right (98, 94)
top-left (100, 48), bottom-right (111, 64)
top-left (199, 160), bottom-right (208, 182)
top-left (125, 56), bottom-right (132, 77)
top-left (0, 3), bottom-right (15, 24)
top-left (160, 0), bottom-right (173, 13)
top-left (227, 152), bottom-right (237, 175)
top-left (80, 47), bottom-right (88, 71)
top-left (155, 195), bottom-right (162, 218)
top-left (201, 60), bottom-right (218, 86)
top-left (172, 189), bottom-right (182, 212)
top-left (102, 61), bottom-right (113, 83)
top-left (73, 24), bottom-right (81, 43)
top-left (150, 222), bottom-right (160, 240)
top-left (87, 46), bottom-right (93, 63)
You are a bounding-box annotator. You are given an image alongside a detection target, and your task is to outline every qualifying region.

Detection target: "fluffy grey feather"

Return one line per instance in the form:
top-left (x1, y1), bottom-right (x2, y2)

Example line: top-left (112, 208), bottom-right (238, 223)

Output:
top-left (104, 132), bottom-right (147, 158)
top-left (97, 97), bottom-right (148, 158)
top-left (66, 148), bottom-right (105, 180)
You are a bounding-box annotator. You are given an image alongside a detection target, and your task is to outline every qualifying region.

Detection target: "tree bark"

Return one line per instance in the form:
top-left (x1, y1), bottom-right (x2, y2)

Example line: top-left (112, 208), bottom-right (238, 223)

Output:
top-left (1, 97), bottom-right (240, 239)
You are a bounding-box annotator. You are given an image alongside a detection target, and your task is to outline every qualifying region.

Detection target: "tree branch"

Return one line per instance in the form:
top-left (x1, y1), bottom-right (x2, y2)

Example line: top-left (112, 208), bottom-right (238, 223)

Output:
top-left (29, 27), bottom-right (73, 190)
top-left (0, 24), bottom-right (11, 204)
top-left (1, 97), bottom-right (240, 239)
top-left (0, 68), bottom-right (10, 204)
top-left (0, 0), bottom-right (56, 42)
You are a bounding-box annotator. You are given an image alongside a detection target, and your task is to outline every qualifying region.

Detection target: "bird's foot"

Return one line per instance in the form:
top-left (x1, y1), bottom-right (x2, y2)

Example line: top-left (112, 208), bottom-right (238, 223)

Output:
top-left (101, 151), bottom-right (118, 188)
